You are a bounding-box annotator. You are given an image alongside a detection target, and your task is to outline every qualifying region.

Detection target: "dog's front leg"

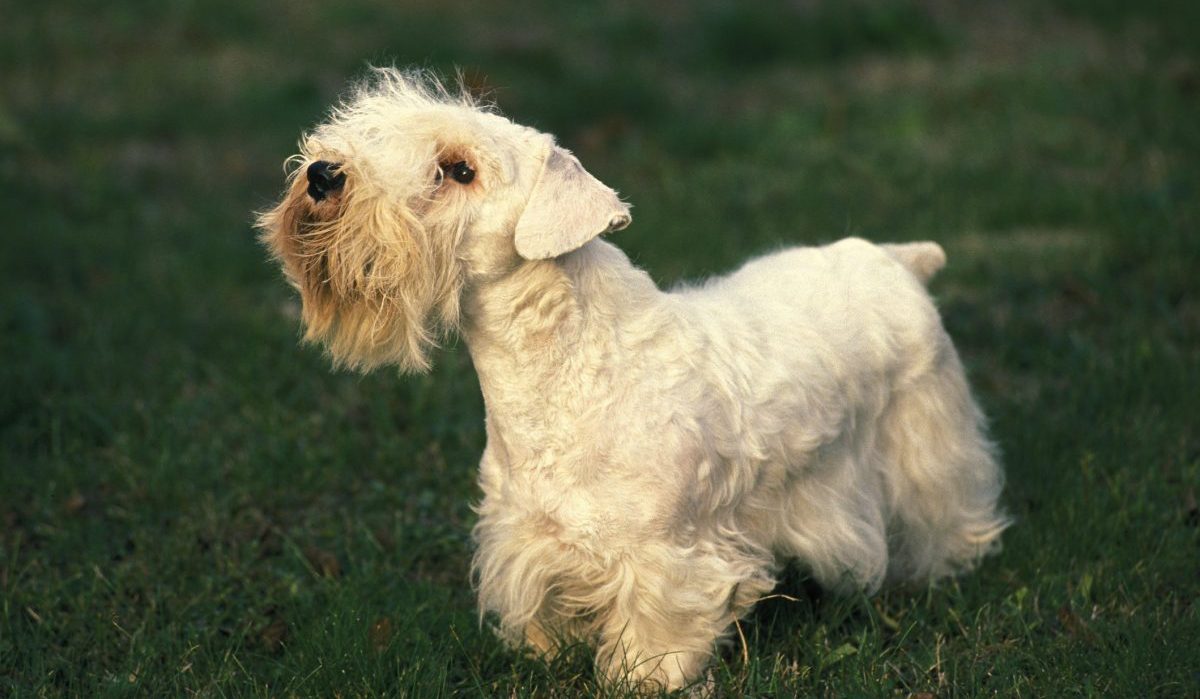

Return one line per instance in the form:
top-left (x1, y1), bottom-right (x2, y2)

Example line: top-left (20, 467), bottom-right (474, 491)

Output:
top-left (592, 548), bottom-right (766, 692)
top-left (597, 602), bottom-right (714, 691)
top-left (522, 619), bottom-right (558, 655)
top-left (520, 606), bottom-right (599, 658)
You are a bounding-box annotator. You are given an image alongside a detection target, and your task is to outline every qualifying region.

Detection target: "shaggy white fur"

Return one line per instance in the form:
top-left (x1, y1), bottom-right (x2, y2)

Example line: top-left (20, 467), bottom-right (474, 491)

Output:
top-left (258, 68), bottom-right (1009, 692)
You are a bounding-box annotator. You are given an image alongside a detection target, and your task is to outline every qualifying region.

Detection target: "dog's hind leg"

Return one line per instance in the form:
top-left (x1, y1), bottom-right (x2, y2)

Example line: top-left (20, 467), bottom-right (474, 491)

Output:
top-left (774, 442), bottom-right (892, 594)
top-left (878, 341), bottom-right (1009, 583)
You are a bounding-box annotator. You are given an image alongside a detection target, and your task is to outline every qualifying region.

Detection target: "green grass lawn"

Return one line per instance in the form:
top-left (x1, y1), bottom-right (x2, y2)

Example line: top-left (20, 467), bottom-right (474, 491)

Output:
top-left (2, 1), bottom-right (1198, 696)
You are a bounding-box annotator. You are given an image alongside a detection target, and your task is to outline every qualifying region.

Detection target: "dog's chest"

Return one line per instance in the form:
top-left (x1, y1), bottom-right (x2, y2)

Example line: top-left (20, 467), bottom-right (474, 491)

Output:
top-left (513, 468), bottom-right (665, 551)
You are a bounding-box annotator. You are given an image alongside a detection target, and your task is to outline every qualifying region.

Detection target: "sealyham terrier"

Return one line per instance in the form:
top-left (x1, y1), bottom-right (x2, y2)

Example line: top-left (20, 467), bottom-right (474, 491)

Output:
top-left (258, 68), bottom-right (1008, 692)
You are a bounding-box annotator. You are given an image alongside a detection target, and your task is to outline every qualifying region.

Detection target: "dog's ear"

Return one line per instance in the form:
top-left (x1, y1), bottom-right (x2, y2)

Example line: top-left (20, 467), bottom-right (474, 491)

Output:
top-left (513, 146), bottom-right (631, 260)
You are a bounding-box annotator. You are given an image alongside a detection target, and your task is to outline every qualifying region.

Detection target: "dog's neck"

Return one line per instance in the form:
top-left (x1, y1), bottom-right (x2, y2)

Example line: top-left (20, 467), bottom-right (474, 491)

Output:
top-left (462, 240), bottom-right (662, 455)
top-left (463, 239), bottom-right (660, 370)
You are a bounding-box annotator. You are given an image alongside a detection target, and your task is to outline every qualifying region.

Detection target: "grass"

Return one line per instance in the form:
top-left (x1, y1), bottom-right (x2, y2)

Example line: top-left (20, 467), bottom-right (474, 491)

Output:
top-left (2, 0), bottom-right (1198, 696)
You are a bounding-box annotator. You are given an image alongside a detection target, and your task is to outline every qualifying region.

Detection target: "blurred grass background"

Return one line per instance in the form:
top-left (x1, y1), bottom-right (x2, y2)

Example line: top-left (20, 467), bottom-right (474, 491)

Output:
top-left (2, 0), bottom-right (1198, 696)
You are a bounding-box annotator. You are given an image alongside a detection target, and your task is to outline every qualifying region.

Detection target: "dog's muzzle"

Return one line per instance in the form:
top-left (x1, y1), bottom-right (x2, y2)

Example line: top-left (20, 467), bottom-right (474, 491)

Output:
top-left (306, 161), bottom-right (346, 202)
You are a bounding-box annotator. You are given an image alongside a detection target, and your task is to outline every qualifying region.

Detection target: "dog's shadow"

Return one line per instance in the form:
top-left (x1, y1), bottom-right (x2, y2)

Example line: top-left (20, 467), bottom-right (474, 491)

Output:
top-left (740, 565), bottom-right (828, 642)
top-left (712, 565), bottom-right (887, 684)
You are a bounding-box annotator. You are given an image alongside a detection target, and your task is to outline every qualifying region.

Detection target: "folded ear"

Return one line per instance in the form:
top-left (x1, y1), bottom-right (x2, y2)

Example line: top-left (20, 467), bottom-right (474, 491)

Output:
top-left (513, 146), bottom-right (632, 260)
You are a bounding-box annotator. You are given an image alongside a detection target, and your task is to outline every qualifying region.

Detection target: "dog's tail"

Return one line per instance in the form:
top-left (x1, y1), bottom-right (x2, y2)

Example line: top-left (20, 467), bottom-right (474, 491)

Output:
top-left (881, 242), bottom-right (946, 285)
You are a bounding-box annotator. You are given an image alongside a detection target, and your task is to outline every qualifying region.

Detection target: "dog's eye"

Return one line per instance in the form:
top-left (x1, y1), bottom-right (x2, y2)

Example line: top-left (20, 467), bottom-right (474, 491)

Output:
top-left (449, 161), bottom-right (475, 184)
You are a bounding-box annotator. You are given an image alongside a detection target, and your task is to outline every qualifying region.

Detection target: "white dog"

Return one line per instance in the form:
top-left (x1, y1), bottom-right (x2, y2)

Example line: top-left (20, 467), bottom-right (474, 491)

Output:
top-left (258, 68), bottom-right (1008, 692)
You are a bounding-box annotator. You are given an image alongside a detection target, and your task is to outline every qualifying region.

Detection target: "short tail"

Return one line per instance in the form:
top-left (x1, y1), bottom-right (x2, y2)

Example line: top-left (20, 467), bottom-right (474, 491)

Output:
top-left (882, 242), bottom-right (946, 284)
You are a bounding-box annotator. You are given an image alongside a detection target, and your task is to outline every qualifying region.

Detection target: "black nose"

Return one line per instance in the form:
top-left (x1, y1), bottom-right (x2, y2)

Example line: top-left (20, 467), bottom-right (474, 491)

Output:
top-left (306, 161), bottom-right (346, 202)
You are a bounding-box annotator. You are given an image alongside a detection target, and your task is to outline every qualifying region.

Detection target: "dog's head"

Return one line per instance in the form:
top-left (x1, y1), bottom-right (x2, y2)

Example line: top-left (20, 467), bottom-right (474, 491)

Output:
top-left (257, 68), bottom-right (631, 372)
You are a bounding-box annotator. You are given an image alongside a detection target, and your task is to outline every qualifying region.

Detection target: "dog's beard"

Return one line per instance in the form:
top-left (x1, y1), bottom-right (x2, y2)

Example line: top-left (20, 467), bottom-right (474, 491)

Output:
top-left (257, 167), bottom-right (465, 373)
